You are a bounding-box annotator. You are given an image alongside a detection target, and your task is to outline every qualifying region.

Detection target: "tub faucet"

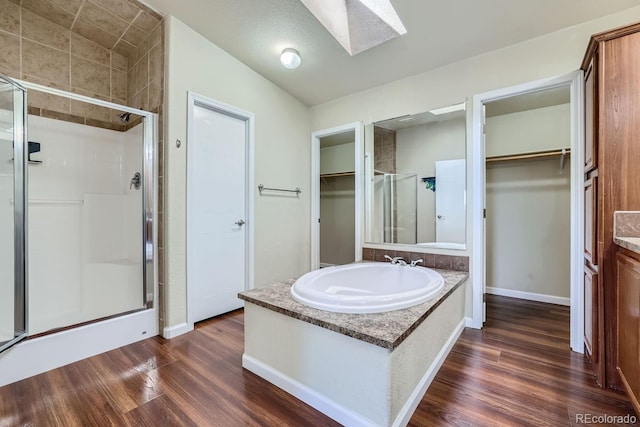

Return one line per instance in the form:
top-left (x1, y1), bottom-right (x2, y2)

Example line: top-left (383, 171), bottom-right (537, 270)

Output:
top-left (384, 255), bottom-right (406, 265)
top-left (410, 259), bottom-right (424, 267)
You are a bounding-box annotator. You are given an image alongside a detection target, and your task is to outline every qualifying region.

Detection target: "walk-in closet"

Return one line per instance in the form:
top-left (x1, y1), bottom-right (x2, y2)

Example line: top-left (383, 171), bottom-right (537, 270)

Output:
top-left (484, 87), bottom-right (572, 306)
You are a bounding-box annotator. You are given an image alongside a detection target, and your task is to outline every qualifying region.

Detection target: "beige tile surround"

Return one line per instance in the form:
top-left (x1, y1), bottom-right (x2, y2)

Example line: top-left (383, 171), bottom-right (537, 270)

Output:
top-left (0, 0), bottom-right (163, 132)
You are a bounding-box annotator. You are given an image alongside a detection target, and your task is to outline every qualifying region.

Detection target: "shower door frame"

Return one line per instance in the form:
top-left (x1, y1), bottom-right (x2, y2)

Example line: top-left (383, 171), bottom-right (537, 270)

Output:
top-left (0, 80), bottom-right (159, 386)
top-left (0, 75), bottom-right (27, 354)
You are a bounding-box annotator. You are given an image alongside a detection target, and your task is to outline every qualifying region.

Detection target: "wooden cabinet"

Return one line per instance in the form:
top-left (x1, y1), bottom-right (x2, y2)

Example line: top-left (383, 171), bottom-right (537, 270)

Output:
top-left (584, 176), bottom-right (598, 265)
top-left (584, 56), bottom-right (597, 173)
top-left (616, 249), bottom-right (640, 416)
top-left (581, 23), bottom-right (640, 390)
top-left (584, 264), bottom-right (600, 362)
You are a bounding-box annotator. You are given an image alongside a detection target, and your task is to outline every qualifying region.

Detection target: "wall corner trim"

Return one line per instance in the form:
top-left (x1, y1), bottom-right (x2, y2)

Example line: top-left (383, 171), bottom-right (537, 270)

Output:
top-left (162, 322), bottom-right (193, 339)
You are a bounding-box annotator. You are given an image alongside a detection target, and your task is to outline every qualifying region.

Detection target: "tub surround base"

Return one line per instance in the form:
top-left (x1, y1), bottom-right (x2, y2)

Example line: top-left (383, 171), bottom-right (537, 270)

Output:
top-left (240, 268), bottom-right (467, 426)
top-left (238, 267), bottom-right (467, 350)
top-left (242, 316), bottom-right (465, 427)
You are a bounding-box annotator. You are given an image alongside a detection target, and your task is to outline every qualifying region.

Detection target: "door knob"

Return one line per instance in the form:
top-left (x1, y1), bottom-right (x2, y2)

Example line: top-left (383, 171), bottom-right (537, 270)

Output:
top-left (235, 219), bottom-right (245, 226)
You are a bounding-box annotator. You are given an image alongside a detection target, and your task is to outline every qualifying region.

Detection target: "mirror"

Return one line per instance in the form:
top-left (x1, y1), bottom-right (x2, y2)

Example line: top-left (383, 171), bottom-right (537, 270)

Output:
top-left (364, 102), bottom-right (467, 249)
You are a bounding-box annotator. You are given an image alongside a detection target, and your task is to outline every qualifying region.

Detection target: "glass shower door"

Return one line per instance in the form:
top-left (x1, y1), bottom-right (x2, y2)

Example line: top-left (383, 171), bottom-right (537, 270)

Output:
top-left (0, 75), bottom-right (27, 353)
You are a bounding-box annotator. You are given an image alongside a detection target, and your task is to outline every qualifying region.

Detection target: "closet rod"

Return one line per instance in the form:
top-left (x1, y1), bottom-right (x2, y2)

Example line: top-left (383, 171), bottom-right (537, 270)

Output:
top-left (486, 148), bottom-right (571, 163)
top-left (320, 172), bottom-right (354, 179)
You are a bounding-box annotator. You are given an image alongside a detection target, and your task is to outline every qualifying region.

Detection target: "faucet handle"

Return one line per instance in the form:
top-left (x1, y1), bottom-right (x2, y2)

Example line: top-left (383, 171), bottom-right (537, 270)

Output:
top-left (410, 259), bottom-right (424, 267)
top-left (384, 255), bottom-right (393, 262)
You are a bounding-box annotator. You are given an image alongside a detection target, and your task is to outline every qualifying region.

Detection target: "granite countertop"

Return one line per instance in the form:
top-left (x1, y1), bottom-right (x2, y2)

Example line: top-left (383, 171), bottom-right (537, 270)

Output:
top-left (614, 237), bottom-right (640, 254)
top-left (238, 268), bottom-right (467, 351)
top-left (614, 211), bottom-right (640, 255)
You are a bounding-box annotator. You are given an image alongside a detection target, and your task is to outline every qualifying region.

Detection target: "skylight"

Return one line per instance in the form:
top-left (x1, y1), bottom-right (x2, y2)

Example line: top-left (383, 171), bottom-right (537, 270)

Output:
top-left (300, 0), bottom-right (407, 55)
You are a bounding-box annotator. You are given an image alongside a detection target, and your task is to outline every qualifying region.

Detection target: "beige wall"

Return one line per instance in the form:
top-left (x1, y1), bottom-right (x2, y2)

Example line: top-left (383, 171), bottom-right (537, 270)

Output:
top-left (486, 159), bottom-right (571, 298)
top-left (309, 6), bottom-right (640, 315)
top-left (486, 104), bottom-right (570, 157)
top-left (164, 17), bottom-right (311, 328)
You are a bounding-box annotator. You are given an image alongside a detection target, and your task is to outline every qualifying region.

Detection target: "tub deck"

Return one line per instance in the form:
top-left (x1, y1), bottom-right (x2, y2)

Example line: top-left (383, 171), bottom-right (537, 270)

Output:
top-left (238, 268), bottom-right (467, 350)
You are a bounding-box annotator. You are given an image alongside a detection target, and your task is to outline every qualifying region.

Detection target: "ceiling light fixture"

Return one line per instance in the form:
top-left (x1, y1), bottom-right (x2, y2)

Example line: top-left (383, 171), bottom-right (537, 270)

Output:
top-left (280, 48), bottom-right (302, 69)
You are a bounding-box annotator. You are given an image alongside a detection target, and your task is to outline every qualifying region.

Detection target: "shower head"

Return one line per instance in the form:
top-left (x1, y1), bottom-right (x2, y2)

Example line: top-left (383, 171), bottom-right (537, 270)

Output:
top-left (118, 112), bottom-right (131, 123)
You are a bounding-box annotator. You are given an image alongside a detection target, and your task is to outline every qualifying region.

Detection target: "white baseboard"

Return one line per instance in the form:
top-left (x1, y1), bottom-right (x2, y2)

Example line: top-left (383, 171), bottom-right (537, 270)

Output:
top-left (243, 354), bottom-right (376, 427)
top-left (162, 322), bottom-right (193, 339)
top-left (392, 318), bottom-right (465, 427)
top-left (243, 317), bottom-right (465, 427)
top-left (486, 286), bottom-right (570, 306)
top-left (0, 309), bottom-right (157, 387)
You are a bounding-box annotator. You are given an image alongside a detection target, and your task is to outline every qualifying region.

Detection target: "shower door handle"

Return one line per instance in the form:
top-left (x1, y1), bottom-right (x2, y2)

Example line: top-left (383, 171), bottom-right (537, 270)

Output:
top-left (235, 219), bottom-right (245, 227)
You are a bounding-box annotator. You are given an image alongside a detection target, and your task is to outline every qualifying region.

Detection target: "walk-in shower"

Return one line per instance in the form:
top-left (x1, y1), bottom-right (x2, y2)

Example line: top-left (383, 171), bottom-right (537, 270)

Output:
top-left (0, 73), bottom-right (158, 385)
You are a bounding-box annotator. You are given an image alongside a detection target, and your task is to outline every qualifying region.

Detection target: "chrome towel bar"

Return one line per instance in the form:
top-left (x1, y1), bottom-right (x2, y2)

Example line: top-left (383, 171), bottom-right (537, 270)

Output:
top-left (258, 184), bottom-right (301, 196)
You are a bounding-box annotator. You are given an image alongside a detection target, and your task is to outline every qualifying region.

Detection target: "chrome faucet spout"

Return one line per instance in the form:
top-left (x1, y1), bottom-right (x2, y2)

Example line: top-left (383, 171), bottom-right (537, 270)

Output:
top-left (384, 255), bottom-right (405, 265)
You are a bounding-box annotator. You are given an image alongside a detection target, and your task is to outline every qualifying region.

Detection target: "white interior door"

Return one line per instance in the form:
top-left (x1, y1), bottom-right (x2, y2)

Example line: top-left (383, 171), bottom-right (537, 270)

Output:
top-left (435, 159), bottom-right (466, 244)
top-left (188, 101), bottom-right (247, 323)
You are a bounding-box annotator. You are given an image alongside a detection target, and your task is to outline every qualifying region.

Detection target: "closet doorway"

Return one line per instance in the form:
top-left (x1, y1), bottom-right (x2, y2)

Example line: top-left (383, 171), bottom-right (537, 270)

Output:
top-left (471, 72), bottom-right (584, 353)
top-left (484, 87), bottom-right (572, 307)
top-left (311, 123), bottom-right (362, 270)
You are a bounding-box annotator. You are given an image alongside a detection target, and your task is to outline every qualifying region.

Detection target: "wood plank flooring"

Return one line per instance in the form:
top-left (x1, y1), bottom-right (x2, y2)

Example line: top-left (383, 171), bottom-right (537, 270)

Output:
top-left (0, 295), bottom-right (637, 426)
top-left (410, 295), bottom-right (638, 426)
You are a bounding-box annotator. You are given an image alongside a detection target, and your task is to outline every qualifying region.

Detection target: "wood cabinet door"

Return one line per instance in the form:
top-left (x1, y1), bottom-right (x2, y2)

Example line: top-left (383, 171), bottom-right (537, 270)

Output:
top-left (584, 263), bottom-right (599, 362)
top-left (584, 176), bottom-right (598, 265)
top-left (616, 251), bottom-right (640, 415)
top-left (584, 56), bottom-right (598, 172)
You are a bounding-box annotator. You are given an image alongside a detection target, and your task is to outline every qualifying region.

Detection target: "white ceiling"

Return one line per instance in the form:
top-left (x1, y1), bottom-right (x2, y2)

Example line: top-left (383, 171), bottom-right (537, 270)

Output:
top-left (142, 0), bottom-right (639, 106)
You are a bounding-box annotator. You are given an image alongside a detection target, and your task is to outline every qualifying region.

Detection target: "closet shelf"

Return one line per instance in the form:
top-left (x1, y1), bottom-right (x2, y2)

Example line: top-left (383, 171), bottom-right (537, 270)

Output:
top-left (320, 171), bottom-right (355, 179)
top-left (486, 148), bottom-right (571, 163)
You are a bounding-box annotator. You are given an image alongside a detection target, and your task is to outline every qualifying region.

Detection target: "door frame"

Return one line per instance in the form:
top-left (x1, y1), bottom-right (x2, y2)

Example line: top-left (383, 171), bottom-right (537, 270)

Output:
top-left (186, 92), bottom-right (255, 326)
top-left (470, 71), bottom-right (584, 353)
top-left (311, 122), bottom-right (363, 270)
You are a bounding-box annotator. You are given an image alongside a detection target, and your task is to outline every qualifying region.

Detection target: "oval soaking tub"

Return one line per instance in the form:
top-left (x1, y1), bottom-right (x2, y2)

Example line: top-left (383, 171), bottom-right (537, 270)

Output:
top-left (291, 262), bottom-right (444, 313)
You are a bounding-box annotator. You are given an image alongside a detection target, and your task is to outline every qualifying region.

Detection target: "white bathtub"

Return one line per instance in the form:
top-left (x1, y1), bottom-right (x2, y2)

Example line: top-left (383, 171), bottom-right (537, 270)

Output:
top-left (291, 262), bottom-right (444, 313)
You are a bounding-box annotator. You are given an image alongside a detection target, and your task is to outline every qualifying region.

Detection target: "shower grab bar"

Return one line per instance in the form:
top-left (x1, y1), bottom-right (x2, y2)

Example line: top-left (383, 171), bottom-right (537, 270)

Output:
top-left (258, 184), bottom-right (301, 196)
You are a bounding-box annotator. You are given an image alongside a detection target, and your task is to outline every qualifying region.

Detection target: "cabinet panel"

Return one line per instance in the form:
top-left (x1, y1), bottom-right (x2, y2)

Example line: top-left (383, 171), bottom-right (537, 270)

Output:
top-left (584, 264), bottom-right (599, 362)
top-left (584, 175), bottom-right (598, 265)
top-left (584, 56), bottom-right (598, 172)
top-left (616, 251), bottom-right (640, 416)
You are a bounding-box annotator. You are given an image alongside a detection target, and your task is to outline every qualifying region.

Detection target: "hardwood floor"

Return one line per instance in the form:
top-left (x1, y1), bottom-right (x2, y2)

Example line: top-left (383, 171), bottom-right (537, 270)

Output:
top-left (410, 295), bottom-right (638, 426)
top-left (0, 295), bottom-right (637, 426)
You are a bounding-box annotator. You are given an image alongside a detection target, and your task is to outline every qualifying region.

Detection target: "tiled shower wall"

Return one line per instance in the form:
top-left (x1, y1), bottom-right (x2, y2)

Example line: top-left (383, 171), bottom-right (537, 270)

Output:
top-left (374, 126), bottom-right (396, 173)
top-left (0, 0), bottom-right (167, 331)
top-left (0, 0), bottom-right (163, 131)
